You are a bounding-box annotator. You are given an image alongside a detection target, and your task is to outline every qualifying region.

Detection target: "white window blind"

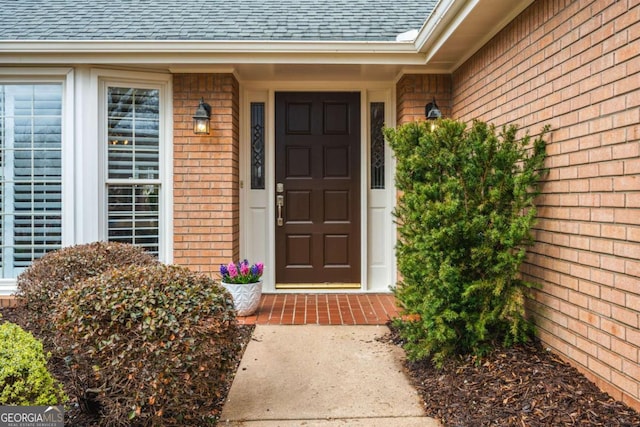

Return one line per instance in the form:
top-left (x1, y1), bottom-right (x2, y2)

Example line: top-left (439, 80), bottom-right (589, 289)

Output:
top-left (0, 84), bottom-right (63, 278)
top-left (106, 87), bottom-right (160, 254)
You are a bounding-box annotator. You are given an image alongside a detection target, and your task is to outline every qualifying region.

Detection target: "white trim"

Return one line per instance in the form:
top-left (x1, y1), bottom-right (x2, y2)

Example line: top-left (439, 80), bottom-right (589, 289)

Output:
top-left (366, 89), bottom-right (397, 292)
top-left (93, 69), bottom-right (173, 262)
top-left (413, 0), bottom-right (535, 73)
top-left (0, 40), bottom-right (417, 53)
top-left (360, 90), bottom-right (369, 291)
top-left (0, 69), bottom-right (74, 293)
top-left (447, 0), bottom-right (534, 71)
top-left (240, 81), bottom-right (396, 293)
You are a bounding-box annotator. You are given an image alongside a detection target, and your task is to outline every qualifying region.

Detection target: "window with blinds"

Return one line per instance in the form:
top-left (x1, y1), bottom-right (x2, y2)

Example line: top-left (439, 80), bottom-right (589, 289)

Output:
top-left (106, 87), bottom-right (160, 254)
top-left (0, 84), bottom-right (63, 278)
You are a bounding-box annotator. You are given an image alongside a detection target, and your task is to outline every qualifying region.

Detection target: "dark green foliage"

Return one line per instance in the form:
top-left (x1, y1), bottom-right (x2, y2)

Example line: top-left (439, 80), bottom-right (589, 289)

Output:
top-left (53, 264), bottom-right (240, 426)
top-left (385, 119), bottom-right (548, 366)
top-left (0, 321), bottom-right (67, 405)
top-left (16, 241), bottom-right (159, 337)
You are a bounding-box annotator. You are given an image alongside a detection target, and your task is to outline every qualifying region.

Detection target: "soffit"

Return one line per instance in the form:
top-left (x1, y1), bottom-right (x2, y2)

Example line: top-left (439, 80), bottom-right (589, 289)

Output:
top-left (417, 0), bottom-right (535, 73)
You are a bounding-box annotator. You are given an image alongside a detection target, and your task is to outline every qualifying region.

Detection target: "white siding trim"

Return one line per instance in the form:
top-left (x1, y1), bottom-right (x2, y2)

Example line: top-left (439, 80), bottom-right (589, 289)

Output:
top-left (0, 68), bottom-right (74, 294)
top-left (240, 81), bottom-right (396, 293)
top-left (91, 69), bottom-right (173, 262)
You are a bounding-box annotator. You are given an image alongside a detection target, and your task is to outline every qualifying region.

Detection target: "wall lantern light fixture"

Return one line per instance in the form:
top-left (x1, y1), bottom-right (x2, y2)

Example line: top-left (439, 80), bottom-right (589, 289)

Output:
top-left (193, 97), bottom-right (211, 135)
top-left (425, 98), bottom-right (442, 120)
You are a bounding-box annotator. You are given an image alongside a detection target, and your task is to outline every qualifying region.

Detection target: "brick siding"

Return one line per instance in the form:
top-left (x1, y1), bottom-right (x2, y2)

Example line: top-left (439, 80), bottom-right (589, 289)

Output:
top-left (450, 0), bottom-right (640, 410)
top-left (173, 74), bottom-right (240, 276)
top-left (0, 296), bottom-right (17, 308)
top-left (396, 74), bottom-right (452, 125)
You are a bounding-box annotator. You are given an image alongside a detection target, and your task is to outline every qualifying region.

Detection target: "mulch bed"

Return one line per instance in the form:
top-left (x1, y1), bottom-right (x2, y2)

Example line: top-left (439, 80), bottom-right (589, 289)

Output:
top-left (0, 306), bottom-right (254, 426)
top-left (385, 324), bottom-right (640, 427)
top-left (4, 304), bottom-right (640, 426)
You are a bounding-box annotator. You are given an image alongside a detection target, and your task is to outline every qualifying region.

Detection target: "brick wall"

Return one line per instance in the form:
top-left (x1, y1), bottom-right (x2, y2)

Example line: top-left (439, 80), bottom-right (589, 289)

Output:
top-left (396, 74), bottom-right (452, 125)
top-left (173, 74), bottom-right (240, 276)
top-left (0, 296), bottom-right (17, 308)
top-left (451, 0), bottom-right (640, 410)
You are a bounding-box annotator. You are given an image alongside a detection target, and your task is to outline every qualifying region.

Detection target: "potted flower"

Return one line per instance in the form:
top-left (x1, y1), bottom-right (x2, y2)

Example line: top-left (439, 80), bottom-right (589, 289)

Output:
top-left (220, 260), bottom-right (264, 316)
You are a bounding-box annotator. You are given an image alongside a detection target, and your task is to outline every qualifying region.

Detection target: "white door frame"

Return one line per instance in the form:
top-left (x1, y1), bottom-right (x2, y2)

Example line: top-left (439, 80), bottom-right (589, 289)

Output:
top-left (240, 81), bottom-right (396, 293)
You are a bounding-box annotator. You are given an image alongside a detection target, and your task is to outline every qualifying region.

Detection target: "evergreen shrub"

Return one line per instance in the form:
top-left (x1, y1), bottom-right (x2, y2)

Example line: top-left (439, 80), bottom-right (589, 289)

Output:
top-left (385, 119), bottom-right (547, 365)
top-left (53, 264), bottom-right (240, 426)
top-left (0, 321), bottom-right (67, 405)
top-left (16, 241), bottom-right (159, 336)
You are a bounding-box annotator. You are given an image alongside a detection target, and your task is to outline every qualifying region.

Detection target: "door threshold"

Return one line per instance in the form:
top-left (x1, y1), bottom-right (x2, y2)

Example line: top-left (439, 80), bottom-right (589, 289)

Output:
top-left (276, 283), bottom-right (361, 290)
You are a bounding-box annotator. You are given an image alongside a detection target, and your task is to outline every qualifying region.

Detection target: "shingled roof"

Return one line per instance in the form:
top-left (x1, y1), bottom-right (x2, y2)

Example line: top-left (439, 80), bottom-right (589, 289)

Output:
top-left (0, 0), bottom-right (436, 42)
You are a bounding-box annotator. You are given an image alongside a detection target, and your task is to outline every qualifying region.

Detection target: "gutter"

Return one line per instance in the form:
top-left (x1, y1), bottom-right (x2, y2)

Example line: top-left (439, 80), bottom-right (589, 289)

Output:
top-left (0, 40), bottom-right (418, 54)
top-left (413, 0), bottom-right (478, 61)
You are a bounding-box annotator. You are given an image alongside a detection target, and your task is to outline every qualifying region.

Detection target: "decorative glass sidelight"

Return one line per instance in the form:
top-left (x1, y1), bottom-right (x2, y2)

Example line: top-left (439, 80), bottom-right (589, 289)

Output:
top-left (250, 102), bottom-right (265, 189)
top-left (370, 102), bottom-right (385, 189)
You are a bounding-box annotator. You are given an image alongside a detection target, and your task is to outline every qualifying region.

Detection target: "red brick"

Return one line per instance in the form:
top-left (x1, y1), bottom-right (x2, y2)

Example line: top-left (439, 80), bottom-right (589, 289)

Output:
top-left (628, 227), bottom-right (640, 242)
top-left (450, 0), bottom-right (640, 407)
top-left (612, 142), bottom-right (640, 159)
top-left (611, 371), bottom-right (639, 400)
top-left (173, 73), bottom-right (240, 273)
top-left (588, 355), bottom-right (612, 380)
top-left (601, 193), bottom-right (626, 207)
top-left (615, 208), bottom-right (640, 224)
top-left (601, 257), bottom-right (626, 276)
top-left (611, 305), bottom-right (639, 329)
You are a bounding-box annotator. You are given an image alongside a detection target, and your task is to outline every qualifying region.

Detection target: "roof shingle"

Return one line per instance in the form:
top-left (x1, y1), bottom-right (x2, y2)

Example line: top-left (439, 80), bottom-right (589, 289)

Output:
top-left (0, 0), bottom-right (436, 42)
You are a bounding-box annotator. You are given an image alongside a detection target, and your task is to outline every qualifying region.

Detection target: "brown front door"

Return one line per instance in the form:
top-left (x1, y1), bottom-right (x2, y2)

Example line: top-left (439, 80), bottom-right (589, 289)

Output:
top-left (275, 92), bottom-right (360, 287)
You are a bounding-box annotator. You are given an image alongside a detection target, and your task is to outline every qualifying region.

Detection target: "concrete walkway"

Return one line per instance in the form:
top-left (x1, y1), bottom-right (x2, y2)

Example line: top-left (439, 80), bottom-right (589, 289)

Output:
top-left (220, 325), bottom-right (441, 426)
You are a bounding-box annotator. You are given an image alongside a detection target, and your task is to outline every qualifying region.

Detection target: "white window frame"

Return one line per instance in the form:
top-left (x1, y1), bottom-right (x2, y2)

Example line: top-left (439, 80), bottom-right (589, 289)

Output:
top-left (96, 71), bottom-right (172, 263)
top-left (0, 68), bottom-right (74, 293)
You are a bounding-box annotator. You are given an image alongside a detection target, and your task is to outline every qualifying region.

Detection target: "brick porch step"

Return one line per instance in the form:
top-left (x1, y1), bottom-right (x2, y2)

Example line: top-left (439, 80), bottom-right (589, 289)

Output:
top-left (236, 293), bottom-right (399, 325)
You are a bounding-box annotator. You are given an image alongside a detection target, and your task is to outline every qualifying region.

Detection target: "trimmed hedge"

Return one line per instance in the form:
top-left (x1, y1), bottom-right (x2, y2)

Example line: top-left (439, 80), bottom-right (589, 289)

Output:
top-left (53, 264), bottom-right (240, 426)
top-left (0, 321), bottom-right (67, 405)
top-left (16, 241), bottom-right (159, 335)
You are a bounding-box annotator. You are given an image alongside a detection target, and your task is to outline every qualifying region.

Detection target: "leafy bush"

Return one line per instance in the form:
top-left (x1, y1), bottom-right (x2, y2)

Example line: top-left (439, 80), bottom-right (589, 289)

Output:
top-left (0, 321), bottom-right (68, 405)
top-left (385, 119), bottom-right (547, 365)
top-left (53, 264), bottom-right (240, 426)
top-left (16, 241), bottom-right (159, 335)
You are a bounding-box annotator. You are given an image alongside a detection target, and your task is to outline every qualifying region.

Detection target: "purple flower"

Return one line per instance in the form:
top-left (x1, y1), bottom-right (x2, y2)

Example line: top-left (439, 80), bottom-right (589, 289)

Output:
top-left (220, 259), bottom-right (263, 284)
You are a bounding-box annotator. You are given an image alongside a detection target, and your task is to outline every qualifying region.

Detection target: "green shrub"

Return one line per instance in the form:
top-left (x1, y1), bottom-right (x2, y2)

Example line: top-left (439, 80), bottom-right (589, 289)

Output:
top-left (53, 264), bottom-right (240, 426)
top-left (0, 322), bottom-right (67, 405)
top-left (385, 119), bottom-right (547, 365)
top-left (16, 241), bottom-right (159, 336)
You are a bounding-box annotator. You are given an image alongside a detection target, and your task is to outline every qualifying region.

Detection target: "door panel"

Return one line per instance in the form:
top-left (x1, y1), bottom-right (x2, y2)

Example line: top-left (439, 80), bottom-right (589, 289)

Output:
top-left (275, 92), bottom-right (360, 286)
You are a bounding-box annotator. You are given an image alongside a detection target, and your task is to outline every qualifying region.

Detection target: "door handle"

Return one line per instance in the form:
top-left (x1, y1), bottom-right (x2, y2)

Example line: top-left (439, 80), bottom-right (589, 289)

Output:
top-left (276, 195), bottom-right (284, 226)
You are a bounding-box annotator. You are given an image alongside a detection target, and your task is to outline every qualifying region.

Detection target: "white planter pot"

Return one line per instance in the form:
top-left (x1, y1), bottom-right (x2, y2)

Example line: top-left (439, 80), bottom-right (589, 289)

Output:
top-left (222, 280), bottom-right (263, 316)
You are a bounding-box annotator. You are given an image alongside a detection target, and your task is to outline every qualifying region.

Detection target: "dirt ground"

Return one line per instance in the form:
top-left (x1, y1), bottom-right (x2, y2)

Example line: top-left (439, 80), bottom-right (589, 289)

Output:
top-left (3, 305), bottom-right (639, 426)
top-left (385, 325), bottom-right (640, 427)
top-left (0, 306), bottom-right (254, 426)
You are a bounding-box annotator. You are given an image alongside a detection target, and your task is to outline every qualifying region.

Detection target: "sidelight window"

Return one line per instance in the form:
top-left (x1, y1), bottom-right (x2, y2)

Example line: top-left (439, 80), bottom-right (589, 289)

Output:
top-left (251, 102), bottom-right (265, 189)
top-left (370, 102), bottom-right (385, 189)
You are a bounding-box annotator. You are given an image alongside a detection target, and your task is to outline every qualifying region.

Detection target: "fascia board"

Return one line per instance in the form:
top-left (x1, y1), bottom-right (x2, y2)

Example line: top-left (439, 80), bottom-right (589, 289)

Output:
top-left (0, 40), bottom-right (426, 66)
top-left (413, 0), bottom-right (477, 59)
top-left (0, 40), bottom-right (417, 54)
top-left (414, 0), bottom-right (535, 73)
top-left (446, 0), bottom-right (535, 71)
